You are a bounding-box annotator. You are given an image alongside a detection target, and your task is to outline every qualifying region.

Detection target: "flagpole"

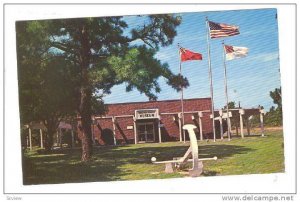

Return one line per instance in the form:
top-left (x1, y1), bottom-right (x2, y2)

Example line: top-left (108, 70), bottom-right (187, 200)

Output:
top-left (222, 41), bottom-right (231, 141)
top-left (178, 44), bottom-right (184, 142)
top-left (205, 17), bottom-right (216, 142)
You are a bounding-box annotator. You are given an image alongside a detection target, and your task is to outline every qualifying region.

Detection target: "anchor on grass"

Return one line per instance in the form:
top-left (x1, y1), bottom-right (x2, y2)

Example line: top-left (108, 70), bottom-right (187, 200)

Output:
top-left (151, 124), bottom-right (217, 177)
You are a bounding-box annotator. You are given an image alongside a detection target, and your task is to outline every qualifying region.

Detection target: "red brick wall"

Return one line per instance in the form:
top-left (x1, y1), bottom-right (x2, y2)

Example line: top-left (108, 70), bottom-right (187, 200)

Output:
top-left (77, 98), bottom-right (213, 145)
top-left (201, 111), bottom-right (213, 138)
top-left (114, 117), bottom-right (135, 144)
top-left (160, 114), bottom-right (179, 141)
top-left (106, 98), bottom-right (212, 116)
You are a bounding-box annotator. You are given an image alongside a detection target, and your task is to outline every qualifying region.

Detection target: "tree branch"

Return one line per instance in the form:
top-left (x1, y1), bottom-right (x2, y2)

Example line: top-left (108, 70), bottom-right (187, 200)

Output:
top-left (50, 41), bottom-right (77, 55)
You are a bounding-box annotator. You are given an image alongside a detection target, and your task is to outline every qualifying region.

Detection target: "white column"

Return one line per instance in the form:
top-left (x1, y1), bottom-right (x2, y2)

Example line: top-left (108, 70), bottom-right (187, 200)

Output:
top-left (239, 109), bottom-right (245, 138)
top-left (158, 117), bottom-right (162, 143)
top-left (29, 128), bottom-right (32, 150)
top-left (133, 118), bottom-right (137, 144)
top-left (40, 129), bottom-right (44, 148)
top-left (26, 135), bottom-right (29, 148)
top-left (218, 110), bottom-right (223, 140)
top-left (198, 112), bottom-right (203, 141)
top-left (178, 113), bottom-right (182, 142)
top-left (219, 117), bottom-right (224, 140)
top-left (260, 109), bottom-right (265, 137)
top-left (56, 131), bottom-right (59, 146)
top-left (112, 117), bottom-right (117, 145)
top-left (227, 111), bottom-right (232, 140)
top-left (209, 114), bottom-right (216, 142)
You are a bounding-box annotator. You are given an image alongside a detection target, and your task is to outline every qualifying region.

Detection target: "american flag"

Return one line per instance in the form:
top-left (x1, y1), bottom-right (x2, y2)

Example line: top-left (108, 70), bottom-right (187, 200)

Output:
top-left (208, 21), bottom-right (240, 39)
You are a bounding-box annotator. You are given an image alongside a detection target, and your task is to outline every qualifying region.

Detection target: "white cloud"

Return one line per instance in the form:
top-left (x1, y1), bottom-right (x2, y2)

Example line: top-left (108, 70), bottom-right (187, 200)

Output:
top-left (251, 52), bottom-right (279, 62)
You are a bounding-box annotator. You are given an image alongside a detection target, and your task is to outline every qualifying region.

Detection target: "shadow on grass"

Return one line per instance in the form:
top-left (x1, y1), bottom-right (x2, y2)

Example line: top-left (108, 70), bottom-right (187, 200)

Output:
top-left (22, 144), bottom-right (253, 185)
top-left (22, 149), bottom-right (130, 185)
top-left (106, 144), bottom-right (253, 164)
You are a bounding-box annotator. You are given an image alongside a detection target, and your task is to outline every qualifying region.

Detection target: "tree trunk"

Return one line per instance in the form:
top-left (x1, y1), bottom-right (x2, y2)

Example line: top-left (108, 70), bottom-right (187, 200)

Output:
top-left (80, 87), bottom-right (93, 161)
top-left (79, 24), bottom-right (93, 162)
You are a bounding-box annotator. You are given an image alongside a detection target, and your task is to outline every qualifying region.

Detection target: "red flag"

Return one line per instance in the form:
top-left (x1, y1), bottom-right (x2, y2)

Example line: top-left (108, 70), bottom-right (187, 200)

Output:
top-left (180, 47), bottom-right (202, 62)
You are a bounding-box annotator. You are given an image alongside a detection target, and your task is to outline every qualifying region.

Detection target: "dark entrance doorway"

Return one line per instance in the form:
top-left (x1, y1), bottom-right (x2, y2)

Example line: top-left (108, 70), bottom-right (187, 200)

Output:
top-left (137, 122), bottom-right (155, 143)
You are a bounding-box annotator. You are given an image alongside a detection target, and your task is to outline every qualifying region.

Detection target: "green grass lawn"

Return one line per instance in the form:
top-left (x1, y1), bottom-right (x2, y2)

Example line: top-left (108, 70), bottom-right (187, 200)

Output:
top-left (22, 128), bottom-right (285, 185)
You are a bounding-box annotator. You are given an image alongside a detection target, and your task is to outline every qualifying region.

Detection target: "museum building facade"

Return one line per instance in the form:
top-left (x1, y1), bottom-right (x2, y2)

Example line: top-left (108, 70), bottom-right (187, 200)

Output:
top-left (77, 97), bottom-right (213, 145)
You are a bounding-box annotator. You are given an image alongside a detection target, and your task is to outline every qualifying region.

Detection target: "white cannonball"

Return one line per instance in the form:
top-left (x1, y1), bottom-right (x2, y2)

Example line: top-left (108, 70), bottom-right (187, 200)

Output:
top-left (151, 157), bottom-right (156, 162)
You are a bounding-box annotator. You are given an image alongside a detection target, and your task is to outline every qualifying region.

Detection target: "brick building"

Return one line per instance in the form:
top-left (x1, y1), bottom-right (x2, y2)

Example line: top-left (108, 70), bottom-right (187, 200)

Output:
top-left (77, 97), bottom-right (213, 145)
top-left (23, 98), bottom-right (264, 150)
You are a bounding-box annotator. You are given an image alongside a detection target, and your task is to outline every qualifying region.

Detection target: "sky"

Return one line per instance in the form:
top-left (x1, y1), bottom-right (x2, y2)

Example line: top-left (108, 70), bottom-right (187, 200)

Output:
top-left (103, 8), bottom-right (281, 111)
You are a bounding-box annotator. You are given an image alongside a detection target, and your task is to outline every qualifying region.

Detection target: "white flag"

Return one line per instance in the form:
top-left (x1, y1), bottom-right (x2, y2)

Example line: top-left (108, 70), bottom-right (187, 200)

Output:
top-left (224, 45), bottom-right (248, 60)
